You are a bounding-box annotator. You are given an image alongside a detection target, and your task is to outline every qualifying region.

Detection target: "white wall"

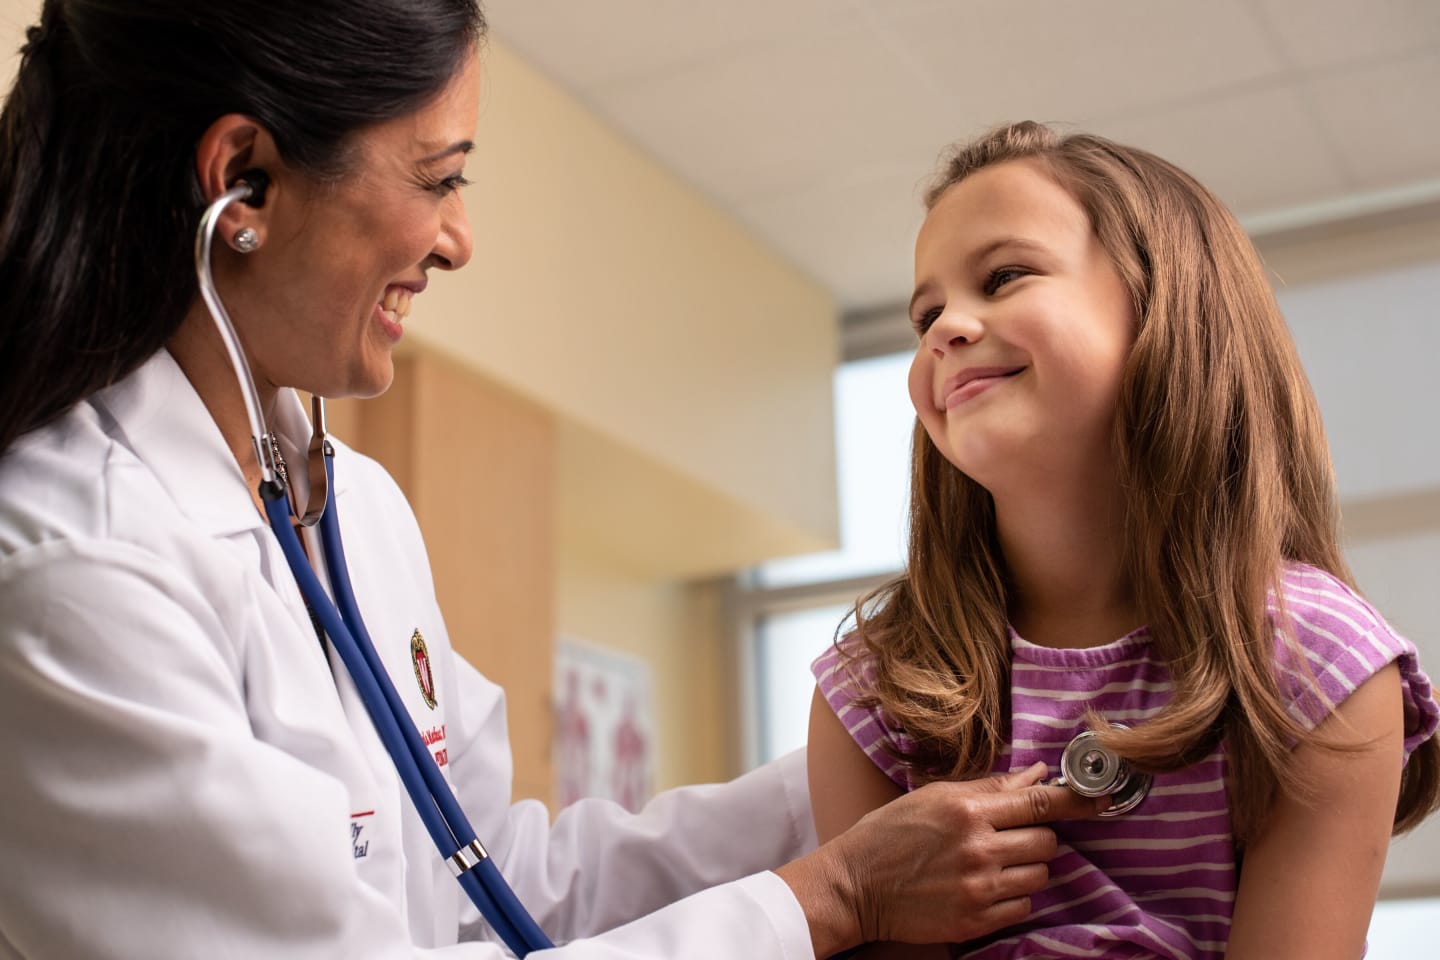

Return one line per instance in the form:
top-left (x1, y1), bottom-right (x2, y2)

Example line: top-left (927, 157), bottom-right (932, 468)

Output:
top-left (1281, 262), bottom-right (1440, 499)
top-left (1279, 262), bottom-right (1440, 896)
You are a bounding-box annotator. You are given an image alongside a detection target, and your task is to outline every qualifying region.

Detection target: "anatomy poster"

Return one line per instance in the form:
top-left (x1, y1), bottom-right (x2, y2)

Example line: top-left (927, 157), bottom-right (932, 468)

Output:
top-left (552, 637), bottom-right (655, 812)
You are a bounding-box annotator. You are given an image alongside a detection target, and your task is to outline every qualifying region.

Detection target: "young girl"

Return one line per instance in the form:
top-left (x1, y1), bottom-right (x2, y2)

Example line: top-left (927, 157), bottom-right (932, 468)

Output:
top-left (808, 122), bottom-right (1440, 960)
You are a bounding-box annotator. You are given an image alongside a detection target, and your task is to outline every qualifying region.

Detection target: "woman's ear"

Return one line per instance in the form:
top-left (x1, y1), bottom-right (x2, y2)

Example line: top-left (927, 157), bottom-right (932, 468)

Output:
top-left (194, 114), bottom-right (283, 252)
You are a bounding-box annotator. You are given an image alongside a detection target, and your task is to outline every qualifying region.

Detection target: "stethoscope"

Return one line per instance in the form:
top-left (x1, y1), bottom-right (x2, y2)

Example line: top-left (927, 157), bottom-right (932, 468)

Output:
top-left (1051, 724), bottom-right (1152, 817)
top-left (195, 173), bottom-right (554, 956)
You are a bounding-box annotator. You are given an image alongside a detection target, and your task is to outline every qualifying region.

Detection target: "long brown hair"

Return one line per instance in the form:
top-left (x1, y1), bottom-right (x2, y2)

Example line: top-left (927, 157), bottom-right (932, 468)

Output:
top-left (847, 121), bottom-right (1439, 842)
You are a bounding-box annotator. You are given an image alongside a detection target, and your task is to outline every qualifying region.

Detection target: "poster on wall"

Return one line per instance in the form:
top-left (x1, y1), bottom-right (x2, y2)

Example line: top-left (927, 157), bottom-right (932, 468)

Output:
top-left (552, 636), bottom-right (655, 813)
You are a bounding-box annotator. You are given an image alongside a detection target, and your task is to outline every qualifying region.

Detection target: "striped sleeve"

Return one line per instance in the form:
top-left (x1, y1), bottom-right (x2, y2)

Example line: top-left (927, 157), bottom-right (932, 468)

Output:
top-left (1275, 564), bottom-right (1440, 759)
top-left (811, 637), bottom-right (916, 790)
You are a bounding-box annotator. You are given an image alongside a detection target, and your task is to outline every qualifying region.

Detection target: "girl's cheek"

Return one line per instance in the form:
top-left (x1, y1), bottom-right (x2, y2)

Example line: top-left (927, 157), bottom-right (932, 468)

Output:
top-left (907, 353), bottom-right (932, 418)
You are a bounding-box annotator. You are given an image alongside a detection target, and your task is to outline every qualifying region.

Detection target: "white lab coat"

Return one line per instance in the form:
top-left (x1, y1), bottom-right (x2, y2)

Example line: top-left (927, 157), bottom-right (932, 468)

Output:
top-left (0, 351), bottom-right (818, 959)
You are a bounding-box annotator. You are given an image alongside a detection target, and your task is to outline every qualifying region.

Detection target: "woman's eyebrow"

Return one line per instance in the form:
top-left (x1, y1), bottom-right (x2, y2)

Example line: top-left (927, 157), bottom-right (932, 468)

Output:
top-left (417, 139), bottom-right (474, 163)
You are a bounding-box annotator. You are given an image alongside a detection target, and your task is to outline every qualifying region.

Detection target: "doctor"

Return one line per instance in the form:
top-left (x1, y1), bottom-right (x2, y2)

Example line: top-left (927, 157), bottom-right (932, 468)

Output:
top-left (0, 1), bottom-right (1103, 957)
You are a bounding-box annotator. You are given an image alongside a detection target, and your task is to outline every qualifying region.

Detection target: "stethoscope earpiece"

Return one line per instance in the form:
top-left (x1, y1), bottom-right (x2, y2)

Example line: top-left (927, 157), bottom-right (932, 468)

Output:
top-left (235, 169), bottom-right (270, 208)
top-left (1054, 724), bottom-right (1152, 817)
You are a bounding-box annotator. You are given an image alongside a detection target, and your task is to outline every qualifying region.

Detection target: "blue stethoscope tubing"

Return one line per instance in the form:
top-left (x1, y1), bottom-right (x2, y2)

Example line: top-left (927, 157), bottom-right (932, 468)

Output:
top-left (197, 177), bottom-right (553, 956)
top-left (266, 465), bottom-right (552, 955)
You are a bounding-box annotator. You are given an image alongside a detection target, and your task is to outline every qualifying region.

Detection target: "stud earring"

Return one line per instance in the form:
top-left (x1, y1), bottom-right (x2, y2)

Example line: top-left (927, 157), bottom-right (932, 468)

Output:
top-left (233, 227), bottom-right (260, 253)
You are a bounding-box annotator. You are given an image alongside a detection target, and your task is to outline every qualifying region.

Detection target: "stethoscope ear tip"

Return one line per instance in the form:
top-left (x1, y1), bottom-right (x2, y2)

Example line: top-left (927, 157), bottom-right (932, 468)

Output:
top-left (237, 169), bottom-right (270, 208)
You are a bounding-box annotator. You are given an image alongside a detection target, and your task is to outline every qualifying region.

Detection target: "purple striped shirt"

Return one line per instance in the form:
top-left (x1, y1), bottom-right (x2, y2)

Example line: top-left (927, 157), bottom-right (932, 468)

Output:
top-left (812, 564), bottom-right (1438, 959)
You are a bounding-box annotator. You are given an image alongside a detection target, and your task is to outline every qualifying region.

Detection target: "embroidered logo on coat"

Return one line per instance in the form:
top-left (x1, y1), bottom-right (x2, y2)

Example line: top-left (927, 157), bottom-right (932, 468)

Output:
top-left (351, 810), bottom-right (374, 860)
top-left (411, 628), bottom-right (437, 709)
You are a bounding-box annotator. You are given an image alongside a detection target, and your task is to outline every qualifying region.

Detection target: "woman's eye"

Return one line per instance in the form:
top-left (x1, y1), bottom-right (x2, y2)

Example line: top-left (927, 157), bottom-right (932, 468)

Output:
top-left (984, 266), bottom-right (1027, 295)
top-left (429, 173), bottom-right (472, 196)
top-left (913, 306), bottom-right (941, 336)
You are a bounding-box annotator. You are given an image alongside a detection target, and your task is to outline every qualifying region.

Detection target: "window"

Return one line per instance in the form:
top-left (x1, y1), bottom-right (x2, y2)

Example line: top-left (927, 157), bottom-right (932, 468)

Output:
top-left (740, 349), bottom-right (915, 767)
top-left (1367, 897), bottom-right (1440, 958)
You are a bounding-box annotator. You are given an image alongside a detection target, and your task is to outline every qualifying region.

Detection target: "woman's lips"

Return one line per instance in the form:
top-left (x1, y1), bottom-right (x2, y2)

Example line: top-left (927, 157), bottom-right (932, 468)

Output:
top-left (375, 301), bottom-right (404, 341)
top-left (375, 286), bottom-right (414, 342)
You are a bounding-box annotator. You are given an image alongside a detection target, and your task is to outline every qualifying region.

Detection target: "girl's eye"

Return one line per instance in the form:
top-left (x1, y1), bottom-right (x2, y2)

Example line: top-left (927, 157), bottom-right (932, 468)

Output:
top-left (984, 266), bottom-right (1027, 295)
top-left (913, 306), bottom-right (942, 336)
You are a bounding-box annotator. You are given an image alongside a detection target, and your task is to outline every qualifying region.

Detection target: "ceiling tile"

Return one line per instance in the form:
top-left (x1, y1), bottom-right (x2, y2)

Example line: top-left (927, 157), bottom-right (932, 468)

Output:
top-left (882, 0), bottom-right (1287, 129)
top-left (592, 23), bottom-right (952, 204)
top-left (736, 164), bottom-right (934, 310)
top-left (1304, 52), bottom-right (1440, 190)
top-left (1255, 0), bottom-right (1440, 70)
top-left (483, 0), bottom-right (840, 91)
top-left (1090, 85), bottom-right (1350, 216)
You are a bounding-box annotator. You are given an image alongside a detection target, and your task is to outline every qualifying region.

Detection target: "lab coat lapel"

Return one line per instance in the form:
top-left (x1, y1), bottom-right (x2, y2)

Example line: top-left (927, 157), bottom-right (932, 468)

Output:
top-left (89, 349), bottom-right (266, 539)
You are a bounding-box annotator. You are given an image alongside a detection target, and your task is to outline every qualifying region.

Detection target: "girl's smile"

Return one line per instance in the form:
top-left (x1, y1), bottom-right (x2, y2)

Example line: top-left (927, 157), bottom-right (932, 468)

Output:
top-left (908, 158), bottom-right (1136, 493)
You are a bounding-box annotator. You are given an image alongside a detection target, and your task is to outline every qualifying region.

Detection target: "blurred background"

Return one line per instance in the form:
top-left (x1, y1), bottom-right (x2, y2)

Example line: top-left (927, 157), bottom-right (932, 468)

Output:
top-left (4, 0), bottom-right (1437, 952)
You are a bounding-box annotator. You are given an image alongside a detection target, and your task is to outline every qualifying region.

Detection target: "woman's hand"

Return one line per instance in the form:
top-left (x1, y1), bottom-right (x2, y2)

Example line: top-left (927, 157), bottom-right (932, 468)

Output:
top-left (777, 764), bottom-right (1106, 956)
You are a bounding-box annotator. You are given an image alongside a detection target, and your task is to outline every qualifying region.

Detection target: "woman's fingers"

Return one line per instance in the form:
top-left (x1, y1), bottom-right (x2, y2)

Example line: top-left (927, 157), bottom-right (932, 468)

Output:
top-left (835, 771), bottom-right (1103, 946)
top-left (993, 862), bottom-right (1051, 903)
top-left (984, 824), bottom-right (1059, 867)
top-left (965, 778), bottom-right (1111, 831)
top-left (785, 765), bottom-right (1107, 952)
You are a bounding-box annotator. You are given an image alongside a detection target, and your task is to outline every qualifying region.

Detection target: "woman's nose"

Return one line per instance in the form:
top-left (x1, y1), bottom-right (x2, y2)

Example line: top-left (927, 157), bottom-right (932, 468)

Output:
top-left (432, 198), bottom-right (474, 271)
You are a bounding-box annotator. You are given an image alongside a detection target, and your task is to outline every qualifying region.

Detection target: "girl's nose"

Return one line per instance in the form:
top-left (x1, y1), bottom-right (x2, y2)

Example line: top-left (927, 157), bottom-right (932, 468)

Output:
top-left (925, 306), bottom-right (984, 356)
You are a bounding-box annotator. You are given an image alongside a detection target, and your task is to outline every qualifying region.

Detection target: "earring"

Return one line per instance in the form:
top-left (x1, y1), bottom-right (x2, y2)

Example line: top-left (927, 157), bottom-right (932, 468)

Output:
top-left (232, 227), bottom-right (260, 253)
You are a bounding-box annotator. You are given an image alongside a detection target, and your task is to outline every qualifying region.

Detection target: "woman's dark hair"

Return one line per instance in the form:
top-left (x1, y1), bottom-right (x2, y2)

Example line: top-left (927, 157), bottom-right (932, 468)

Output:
top-left (0, 0), bottom-right (485, 455)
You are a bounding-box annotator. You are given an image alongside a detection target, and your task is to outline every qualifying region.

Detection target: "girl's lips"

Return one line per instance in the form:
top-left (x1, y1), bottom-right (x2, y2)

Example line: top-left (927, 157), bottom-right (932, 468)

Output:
top-left (943, 367), bottom-right (1025, 409)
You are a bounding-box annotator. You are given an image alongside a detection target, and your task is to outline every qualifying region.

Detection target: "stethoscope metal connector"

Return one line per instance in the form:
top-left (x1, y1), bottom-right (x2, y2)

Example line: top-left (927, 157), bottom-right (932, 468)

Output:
top-left (1054, 725), bottom-right (1152, 817)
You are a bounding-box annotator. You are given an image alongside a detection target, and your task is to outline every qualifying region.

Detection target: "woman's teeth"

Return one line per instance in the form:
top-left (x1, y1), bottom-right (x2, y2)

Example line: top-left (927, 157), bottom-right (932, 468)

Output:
top-left (381, 287), bottom-right (413, 324)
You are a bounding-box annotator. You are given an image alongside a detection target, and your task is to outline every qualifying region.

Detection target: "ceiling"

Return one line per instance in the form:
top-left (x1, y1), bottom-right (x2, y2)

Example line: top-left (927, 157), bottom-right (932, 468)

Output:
top-left (482, 0), bottom-right (1440, 315)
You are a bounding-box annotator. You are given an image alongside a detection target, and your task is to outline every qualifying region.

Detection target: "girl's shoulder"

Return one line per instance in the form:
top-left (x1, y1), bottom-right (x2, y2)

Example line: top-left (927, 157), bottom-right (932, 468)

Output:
top-left (811, 632), bottom-right (878, 707)
top-left (1273, 562), bottom-right (1438, 755)
top-left (810, 633), bottom-right (918, 789)
top-left (1271, 562), bottom-right (1407, 677)
top-left (1273, 562), bottom-right (1390, 637)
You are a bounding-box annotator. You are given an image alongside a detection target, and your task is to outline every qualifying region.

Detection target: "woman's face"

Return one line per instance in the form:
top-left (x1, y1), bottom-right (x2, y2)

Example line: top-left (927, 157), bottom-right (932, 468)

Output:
top-left (907, 159), bottom-right (1136, 493)
top-left (225, 53), bottom-right (480, 401)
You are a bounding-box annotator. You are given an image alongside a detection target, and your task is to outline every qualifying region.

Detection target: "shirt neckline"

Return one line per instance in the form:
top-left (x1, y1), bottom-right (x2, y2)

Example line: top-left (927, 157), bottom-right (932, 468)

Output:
top-left (1008, 624), bottom-right (1151, 667)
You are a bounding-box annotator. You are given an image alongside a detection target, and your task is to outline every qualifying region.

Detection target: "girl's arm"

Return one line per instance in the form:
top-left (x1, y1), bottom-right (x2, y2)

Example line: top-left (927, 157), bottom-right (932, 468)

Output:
top-left (807, 685), bottom-right (908, 847)
top-left (808, 686), bottom-right (949, 960)
top-left (1227, 663), bottom-right (1404, 959)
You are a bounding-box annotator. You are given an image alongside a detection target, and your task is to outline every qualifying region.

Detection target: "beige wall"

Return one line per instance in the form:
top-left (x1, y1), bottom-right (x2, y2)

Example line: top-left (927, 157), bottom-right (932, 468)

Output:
top-left (329, 349), bottom-right (558, 803)
top-left (556, 553), bottom-right (736, 789)
top-left (420, 40), bottom-right (841, 578)
top-left (433, 39), bottom-right (841, 790)
top-left (333, 344), bottom-right (748, 797)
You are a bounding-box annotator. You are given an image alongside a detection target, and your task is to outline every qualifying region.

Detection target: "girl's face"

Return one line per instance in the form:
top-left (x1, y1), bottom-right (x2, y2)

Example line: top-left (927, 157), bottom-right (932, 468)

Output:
top-left (907, 159), bottom-right (1136, 493)
top-left (222, 54), bottom-right (480, 401)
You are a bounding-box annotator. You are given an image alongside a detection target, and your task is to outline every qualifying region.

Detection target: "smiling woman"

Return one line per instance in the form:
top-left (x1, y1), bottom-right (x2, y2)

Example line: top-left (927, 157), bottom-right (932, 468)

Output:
top-left (0, 0), bottom-right (483, 456)
top-left (168, 53), bottom-right (480, 412)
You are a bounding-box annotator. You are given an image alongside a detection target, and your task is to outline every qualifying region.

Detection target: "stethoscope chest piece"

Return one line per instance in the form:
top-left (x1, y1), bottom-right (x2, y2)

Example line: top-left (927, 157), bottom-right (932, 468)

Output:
top-left (1057, 727), bottom-right (1152, 817)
